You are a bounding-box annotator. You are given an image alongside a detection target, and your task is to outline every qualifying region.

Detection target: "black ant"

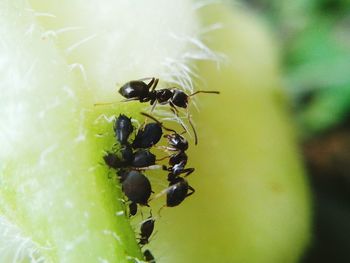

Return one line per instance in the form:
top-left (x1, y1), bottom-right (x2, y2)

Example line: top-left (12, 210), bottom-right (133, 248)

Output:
top-left (118, 77), bottom-right (219, 110)
top-left (156, 176), bottom-right (195, 208)
top-left (167, 176), bottom-right (195, 207)
top-left (120, 78), bottom-right (219, 144)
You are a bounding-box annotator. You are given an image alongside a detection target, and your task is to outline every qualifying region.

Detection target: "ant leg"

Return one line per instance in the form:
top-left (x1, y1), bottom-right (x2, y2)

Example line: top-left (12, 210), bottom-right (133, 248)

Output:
top-left (121, 98), bottom-right (139, 102)
top-left (186, 185), bottom-right (195, 197)
top-left (170, 107), bottom-right (189, 135)
top-left (182, 168), bottom-right (194, 177)
top-left (155, 145), bottom-right (177, 152)
top-left (162, 165), bottom-right (169, 171)
top-left (132, 165), bottom-right (162, 171)
top-left (149, 78), bottom-right (159, 92)
top-left (137, 77), bottom-right (155, 82)
top-left (150, 99), bottom-right (158, 112)
top-left (157, 205), bottom-right (166, 217)
top-left (156, 155), bottom-right (170, 162)
top-left (140, 112), bottom-right (177, 133)
top-left (189, 90), bottom-right (220, 97)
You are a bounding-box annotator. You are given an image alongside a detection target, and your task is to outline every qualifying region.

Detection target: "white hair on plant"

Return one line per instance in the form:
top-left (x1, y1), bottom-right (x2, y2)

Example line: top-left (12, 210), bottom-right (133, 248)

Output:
top-left (0, 216), bottom-right (52, 263)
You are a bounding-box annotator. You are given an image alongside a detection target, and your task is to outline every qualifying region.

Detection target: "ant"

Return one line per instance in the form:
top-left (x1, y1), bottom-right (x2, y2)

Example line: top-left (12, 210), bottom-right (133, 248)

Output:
top-left (155, 176), bottom-right (195, 208)
top-left (118, 78), bottom-right (219, 110)
top-left (167, 176), bottom-right (195, 207)
top-left (119, 78), bottom-right (219, 144)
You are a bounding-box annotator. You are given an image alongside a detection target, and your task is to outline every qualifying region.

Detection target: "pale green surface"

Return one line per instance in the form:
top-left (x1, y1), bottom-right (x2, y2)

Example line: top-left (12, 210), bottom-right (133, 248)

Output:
top-left (0, 1), bottom-right (141, 262)
top-left (0, 0), bottom-right (201, 262)
top-left (152, 4), bottom-right (311, 263)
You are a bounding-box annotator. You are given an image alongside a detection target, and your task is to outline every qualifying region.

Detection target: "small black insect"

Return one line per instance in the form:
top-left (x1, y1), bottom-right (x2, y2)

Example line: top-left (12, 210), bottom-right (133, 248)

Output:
top-left (143, 249), bottom-right (156, 263)
top-left (114, 114), bottom-right (133, 145)
top-left (103, 144), bottom-right (134, 169)
top-left (119, 79), bottom-right (219, 144)
top-left (166, 177), bottom-right (195, 207)
top-left (104, 147), bottom-right (157, 170)
top-left (140, 112), bottom-right (191, 147)
top-left (132, 122), bottom-right (163, 149)
top-left (139, 216), bottom-right (155, 246)
top-left (118, 78), bottom-right (219, 110)
top-left (120, 170), bottom-right (152, 206)
top-left (103, 152), bottom-right (123, 169)
top-left (132, 149), bottom-right (156, 168)
top-left (119, 78), bottom-right (159, 103)
top-left (129, 202), bottom-right (138, 217)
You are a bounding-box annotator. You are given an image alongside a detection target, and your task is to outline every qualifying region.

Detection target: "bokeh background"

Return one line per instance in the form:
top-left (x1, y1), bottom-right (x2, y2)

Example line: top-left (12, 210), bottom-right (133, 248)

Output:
top-left (244, 1), bottom-right (350, 262)
top-left (148, 1), bottom-right (350, 262)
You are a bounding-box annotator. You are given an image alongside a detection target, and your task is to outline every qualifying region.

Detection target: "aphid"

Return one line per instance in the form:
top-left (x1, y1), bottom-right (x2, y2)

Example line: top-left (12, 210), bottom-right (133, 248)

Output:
top-left (103, 145), bottom-right (134, 169)
top-left (103, 152), bottom-right (123, 169)
top-left (132, 123), bottom-right (163, 149)
top-left (104, 147), bottom-right (157, 170)
top-left (166, 177), bottom-right (195, 207)
top-left (120, 171), bottom-right (152, 206)
top-left (143, 249), bottom-right (156, 263)
top-left (129, 202), bottom-right (138, 217)
top-left (139, 216), bottom-right (155, 246)
top-left (131, 149), bottom-right (156, 168)
top-left (114, 114), bottom-right (133, 145)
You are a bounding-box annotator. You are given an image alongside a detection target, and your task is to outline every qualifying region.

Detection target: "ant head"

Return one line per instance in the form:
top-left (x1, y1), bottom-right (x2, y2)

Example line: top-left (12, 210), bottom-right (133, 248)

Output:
top-left (171, 89), bottom-right (188, 108)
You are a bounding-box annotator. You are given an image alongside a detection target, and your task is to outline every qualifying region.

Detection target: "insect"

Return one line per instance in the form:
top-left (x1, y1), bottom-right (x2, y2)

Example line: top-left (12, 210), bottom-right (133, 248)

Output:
top-left (143, 249), bottom-right (156, 263)
top-left (104, 143), bottom-right (158, 171)
top-left (119, 170), bottom-right (152, 207)
top-left (119, 78), bottom-right (220, 144)
top-left (118, 78), bottom-right (220, 110)
top-left (139, 215), bottom-right (155, 246)
top-left (132, 122), bottom-right (163, 149)
top-left (114, 114), bottom-right (133, 145)
top-left (129, 202), bottom-right (137, 217)
top-left (166, 176), bottom-right (195, 207)
top-left (140, 112), bottom-right (192, 147)
top-left (131, 149), bottom-right (156, 168)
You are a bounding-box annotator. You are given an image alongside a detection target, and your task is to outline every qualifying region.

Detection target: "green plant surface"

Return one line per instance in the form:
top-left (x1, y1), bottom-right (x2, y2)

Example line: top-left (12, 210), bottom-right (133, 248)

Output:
top-left (0, 0), bottom-right (201, 262)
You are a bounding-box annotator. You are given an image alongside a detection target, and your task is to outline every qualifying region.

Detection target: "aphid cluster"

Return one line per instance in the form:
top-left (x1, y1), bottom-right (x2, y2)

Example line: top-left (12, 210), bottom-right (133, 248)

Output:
top-left (102, 78), bottom-right (219, 262)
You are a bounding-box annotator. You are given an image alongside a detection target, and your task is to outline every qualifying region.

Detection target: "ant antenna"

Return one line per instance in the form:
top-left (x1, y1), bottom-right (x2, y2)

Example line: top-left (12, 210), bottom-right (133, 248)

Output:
top-left (169, 108), bottom-right (189, 135)
top-left (186, 111), bottom-right (198, 145)
top-left (189, 90), bottom-right (220, 97)
top-left (94, 101), bottom-right (118, 106)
